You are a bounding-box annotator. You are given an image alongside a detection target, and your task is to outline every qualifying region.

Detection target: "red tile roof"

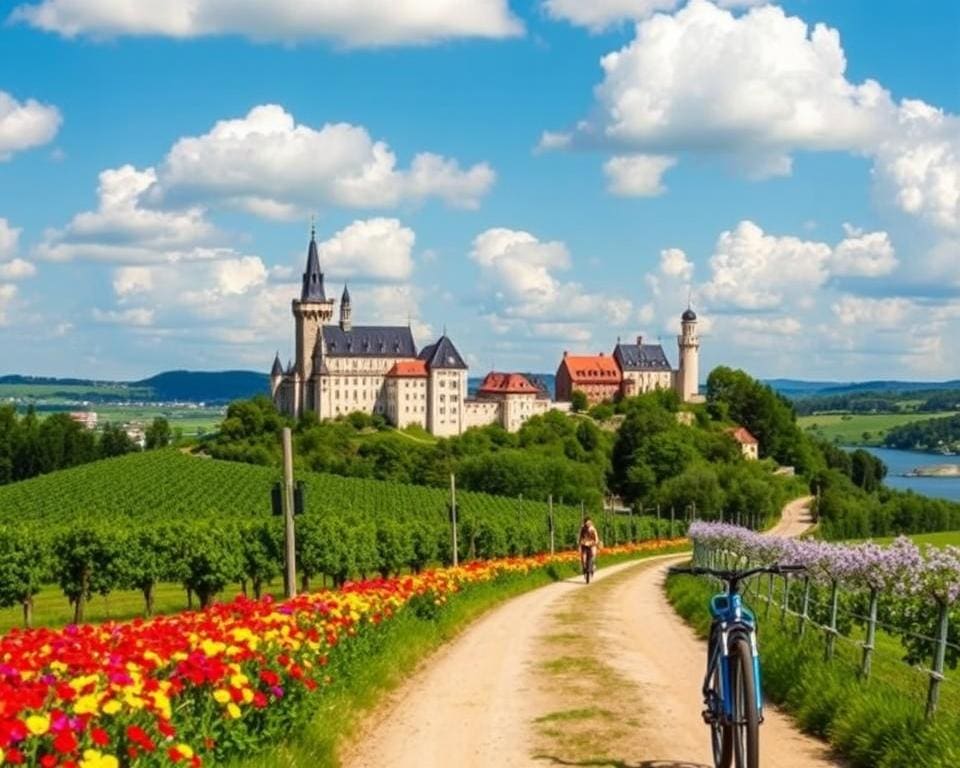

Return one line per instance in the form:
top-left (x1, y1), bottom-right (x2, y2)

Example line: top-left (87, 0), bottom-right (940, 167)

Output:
top-left (478, 372), bottom-right (539, 395)
top-left (560, 354), bottom-right (622, 384)
top-left (727, 426), bottom-right (759, 445)
top-left (386, 360), bottom-right (428, 377)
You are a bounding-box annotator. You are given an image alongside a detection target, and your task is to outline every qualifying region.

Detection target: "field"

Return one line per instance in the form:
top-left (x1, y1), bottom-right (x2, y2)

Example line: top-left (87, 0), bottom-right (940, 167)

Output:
top-left (0, 382), bottom-right (151, 399)
top-left (867, 529), bottom-right (960, 547)
top-left (797, 410), bottom-right (957, 445)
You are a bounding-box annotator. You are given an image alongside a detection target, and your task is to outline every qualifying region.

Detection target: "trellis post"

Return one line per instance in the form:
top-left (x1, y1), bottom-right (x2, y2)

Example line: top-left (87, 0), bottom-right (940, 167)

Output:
top-left (449, 472), bottom-right (459, 568)
top-left (780, 573), bottom-right (792, 625)
top-left (798, 576), bottom-right (811, 638)
top-left (825, 579), bottom-right (839, 661)
top-left (925, 599), bottom-right (950, 719)
top-left (860, 589), bottom-right (879, 680)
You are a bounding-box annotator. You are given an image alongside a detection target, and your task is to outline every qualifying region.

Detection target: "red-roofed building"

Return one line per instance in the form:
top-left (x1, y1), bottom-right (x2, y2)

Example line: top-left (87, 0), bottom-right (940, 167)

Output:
top-left (467, 372), bottom-right (565, 432)
top-left (555, 353), bottom-right (623, 405)
top-left (727, 426), bottom-right (759, 460)
top-left (385, 360), bottom-right (429, 428)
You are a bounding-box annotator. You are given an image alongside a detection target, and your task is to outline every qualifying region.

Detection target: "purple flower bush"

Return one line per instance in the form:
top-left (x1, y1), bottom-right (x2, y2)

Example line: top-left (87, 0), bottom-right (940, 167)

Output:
top-left (689, 521), bottom-right (960, 606)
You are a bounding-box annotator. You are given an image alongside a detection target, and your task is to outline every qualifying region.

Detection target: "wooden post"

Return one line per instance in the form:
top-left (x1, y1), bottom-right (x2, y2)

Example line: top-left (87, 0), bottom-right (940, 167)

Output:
top-left (670, 506), bottom-right (675, 539)
top-left (628, 505), bottom-right (634, 543)
top-left (655, 504), bottom-right (661, 542)
top-left (860, 589), bottom-right (878, 680)
top-left (281, 427), bottom-right (297, 599)
top-left (825, 579), bottom-right (839, 661)
top-left (450, 472), bottom-right (459, 568)
top-left (798, 576), bottom-right (811, 638)
top-left (926, 599), bottom-right (950, 719)
top-left (780, 573), bottom-right (792, 624)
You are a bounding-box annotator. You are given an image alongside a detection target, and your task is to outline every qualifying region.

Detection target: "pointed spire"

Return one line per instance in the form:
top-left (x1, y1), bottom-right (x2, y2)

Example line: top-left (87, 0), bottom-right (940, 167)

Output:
top-left (301, 227), bottom-right (326, 302)
top-left (271, 351), bottom-right (283, 377)
top-left (341, 283), bottom-right (351, 303)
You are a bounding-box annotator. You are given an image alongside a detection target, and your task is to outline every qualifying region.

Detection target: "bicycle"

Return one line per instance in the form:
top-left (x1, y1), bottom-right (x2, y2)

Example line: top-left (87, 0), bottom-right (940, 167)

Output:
top-left (581, 545), bottom-right (596, 583)
top-left (668, 563), bottom-right (805, 768)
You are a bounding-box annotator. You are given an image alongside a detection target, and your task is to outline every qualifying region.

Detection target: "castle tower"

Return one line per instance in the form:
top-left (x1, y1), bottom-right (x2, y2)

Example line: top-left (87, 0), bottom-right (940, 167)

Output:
top-left (677, 307), bottom-right (700, 402)
top-left (270, 352), bottom-right (283, 398)
top-left (339, 284), bottom-right (352, 332)
top-left (292, 227), bottom-right (334, 416)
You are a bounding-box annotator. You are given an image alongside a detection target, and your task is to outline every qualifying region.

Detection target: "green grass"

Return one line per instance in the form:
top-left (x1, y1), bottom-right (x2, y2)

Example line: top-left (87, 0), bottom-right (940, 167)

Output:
top-left (857, 530), bottom-right (960, 548)
top-left (798, 411), bottom-right (958, 446)
top-left (0, 579), bottom-right (290, 634)
top-left (230, 545), bottom-right (686, 768)
top-left (666, 572), bottom-right (960, 768)
top-left (0, 383), bottom-right (152, 399)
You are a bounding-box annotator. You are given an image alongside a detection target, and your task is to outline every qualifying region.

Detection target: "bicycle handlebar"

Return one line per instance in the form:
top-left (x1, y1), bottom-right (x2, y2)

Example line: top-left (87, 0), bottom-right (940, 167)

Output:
top-left (668, 564), bottom-right (805, 586)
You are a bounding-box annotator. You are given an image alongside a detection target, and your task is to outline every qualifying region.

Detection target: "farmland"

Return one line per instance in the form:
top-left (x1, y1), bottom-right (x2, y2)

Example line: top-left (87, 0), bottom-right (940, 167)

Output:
top-left (797, 410), bottom-right (957, 446)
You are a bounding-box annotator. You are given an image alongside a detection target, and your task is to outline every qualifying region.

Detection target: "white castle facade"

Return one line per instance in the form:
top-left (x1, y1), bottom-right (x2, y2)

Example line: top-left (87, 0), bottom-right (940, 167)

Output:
top-left (272, 231), bottom-right (701, 436)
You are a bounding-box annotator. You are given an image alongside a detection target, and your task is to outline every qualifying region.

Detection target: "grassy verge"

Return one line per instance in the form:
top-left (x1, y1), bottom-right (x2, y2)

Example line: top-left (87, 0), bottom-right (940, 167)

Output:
top-left (233, 545), bottom-right (688, 768)
top-left (797, 411), bottom-right (957, 446)
top-left (665, 573), bottom-right (960, 768)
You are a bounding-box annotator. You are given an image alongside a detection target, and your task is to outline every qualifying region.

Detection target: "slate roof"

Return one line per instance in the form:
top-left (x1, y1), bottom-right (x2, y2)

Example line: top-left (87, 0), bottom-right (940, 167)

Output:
top-left (478, 372), bottom-right (540, 395)
top-left (301, 231), bottom-right (327, 302)
top-left (559, 354), bottom-right (621, 384)
top-left (613, 342), bottom-right (673, 372)
top-left (341, 283), bottom-right (351, 303)
top-left (321, 325), bottom-right (417, 357)
top-left (386, 360), bottom-right (428, 378)
top-left (682, 308), bottom-right (697, 321)
top-left (419, 335), bottom-right (467, 370)
top-left (271, 353), bottom-right (284, 377)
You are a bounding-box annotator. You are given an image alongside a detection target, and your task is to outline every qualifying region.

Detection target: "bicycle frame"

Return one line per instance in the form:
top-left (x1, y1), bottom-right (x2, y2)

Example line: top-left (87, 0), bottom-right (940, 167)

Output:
top-left (705, 590), bottom-right (763, 723)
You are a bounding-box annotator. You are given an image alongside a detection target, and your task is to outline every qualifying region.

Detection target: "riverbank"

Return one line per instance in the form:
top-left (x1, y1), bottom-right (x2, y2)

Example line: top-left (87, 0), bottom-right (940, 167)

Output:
top-left (907, 464), bottom-right (960, 478)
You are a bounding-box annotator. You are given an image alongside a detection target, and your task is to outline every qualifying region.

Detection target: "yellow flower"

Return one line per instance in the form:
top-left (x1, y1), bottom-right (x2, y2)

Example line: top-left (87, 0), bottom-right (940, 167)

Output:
top-left (240, 687), bottom-right (254, 705)
top-left (213, 688), bottom-right (231, 704)
top-left (101, 699), bottom-right (122, 715)
top-left (74, 694), bottom-right (100, 716)
top-left (226, 702), bottom-right (242, 719)
top-left (79, 750), bottom-right (119, 768)
top-left (229, 672), bottom-right (249, 687)
top-left (177, 744), bottom-right (194, 759)
top-left (26, 714), bottom-right (50, 736)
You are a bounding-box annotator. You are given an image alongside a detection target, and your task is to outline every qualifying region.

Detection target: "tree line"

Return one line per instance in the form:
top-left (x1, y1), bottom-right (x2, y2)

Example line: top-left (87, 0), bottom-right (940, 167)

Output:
top-left (0, 405), bottom-right (172, 485)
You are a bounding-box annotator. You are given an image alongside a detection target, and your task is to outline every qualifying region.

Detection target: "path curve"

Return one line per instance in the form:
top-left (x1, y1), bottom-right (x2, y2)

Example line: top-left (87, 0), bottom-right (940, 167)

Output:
top-left (344, 498), bottom-right (838, 767)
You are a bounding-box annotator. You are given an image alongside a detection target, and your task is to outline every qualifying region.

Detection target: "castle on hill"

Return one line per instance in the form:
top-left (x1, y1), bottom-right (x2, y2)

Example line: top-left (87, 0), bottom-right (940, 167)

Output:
top-left (272, 230), bottom-right (702, 436)
top-left (271, 230), bottom-right (568, 436)
top-left (555, 308), bottom-right (701, 406)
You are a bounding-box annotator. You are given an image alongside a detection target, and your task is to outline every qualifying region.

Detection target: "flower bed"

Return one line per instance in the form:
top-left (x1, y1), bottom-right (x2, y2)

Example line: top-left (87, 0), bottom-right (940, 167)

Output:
top-left (1, 540), bottom-right (684, 767)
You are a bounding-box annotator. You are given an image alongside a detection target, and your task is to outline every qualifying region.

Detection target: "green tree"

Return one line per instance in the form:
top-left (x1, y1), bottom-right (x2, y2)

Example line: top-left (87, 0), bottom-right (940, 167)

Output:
top-left (0, 526), bottom-right (48, 627)
top-left (118, 526), bottom-right (177, 616)
top-left (52, 526), bottom-right (122, 623)
top-left (570, 390), bottom-right (588, 413)
top-left (177, 526), bottom-right (243, 608)
top-left (145, 417), bottom-right (172, 450)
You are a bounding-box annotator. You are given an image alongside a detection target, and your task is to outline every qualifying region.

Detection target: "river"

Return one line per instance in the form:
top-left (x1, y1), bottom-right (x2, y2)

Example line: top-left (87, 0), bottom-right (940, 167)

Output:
top-left (855, 446), bottom-right (960, 503)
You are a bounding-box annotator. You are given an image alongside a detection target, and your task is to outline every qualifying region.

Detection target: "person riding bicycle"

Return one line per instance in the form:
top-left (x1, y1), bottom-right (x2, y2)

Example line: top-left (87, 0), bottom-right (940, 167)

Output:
top-left (578, 517), bottom-right (600, 574)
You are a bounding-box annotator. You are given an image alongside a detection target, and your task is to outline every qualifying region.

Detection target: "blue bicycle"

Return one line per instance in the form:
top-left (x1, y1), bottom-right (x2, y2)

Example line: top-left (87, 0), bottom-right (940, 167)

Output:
top-left (669, 563), bottom-right (805, 768)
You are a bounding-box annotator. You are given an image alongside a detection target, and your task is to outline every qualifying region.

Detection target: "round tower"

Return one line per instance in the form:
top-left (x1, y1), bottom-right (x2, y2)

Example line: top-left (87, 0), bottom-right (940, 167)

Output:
top-left (677, 308), bottom-right (700, 402)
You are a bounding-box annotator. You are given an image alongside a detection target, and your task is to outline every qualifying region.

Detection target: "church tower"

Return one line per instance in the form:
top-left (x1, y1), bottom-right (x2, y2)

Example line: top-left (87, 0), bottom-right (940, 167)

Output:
top-left (339, 284), bottom-right (352, 332)
top-left (677, 307), bottom-right (700, 402)
top-left (292, 227), bottom-right (334, 416)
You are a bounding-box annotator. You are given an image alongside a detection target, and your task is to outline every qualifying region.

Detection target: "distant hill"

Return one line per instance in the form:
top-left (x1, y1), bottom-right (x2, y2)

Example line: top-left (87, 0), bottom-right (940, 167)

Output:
top-left (133, 370), bottom-right (270, 402)
top-left (765, 379), bottom-right (960, 399)
top-left (0, 370), bottom-right (270, 404)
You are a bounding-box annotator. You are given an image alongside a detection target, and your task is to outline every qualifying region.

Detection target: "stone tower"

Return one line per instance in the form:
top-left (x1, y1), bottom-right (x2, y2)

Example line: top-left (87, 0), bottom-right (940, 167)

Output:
top-left (339, 284), bottom-right (352, 332)
top-left (677, 307), bottom-right (700, 402)
top-left (270, 352), bottom-right (284, 398)
top-left (292, 228), bottom-right (334, 416)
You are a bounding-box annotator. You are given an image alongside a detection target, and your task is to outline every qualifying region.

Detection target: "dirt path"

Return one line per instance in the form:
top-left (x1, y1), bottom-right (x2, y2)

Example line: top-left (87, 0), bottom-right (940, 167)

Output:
top-left (767, 495), bottom-right (814, 537)
top-left (344, 499), bottom-right (837, 767)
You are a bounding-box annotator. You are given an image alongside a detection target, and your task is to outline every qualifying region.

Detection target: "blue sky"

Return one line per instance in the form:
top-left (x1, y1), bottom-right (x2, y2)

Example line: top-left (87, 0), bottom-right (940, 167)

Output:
top-left (0, 0), bottom-right (957, 382)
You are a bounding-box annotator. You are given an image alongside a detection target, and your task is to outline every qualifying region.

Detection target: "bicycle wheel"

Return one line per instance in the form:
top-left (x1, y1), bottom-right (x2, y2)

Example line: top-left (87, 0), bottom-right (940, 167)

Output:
top-left (708, 631), bottom-right (732, 768)
top-left (728, 636), bottom-right (759, 768)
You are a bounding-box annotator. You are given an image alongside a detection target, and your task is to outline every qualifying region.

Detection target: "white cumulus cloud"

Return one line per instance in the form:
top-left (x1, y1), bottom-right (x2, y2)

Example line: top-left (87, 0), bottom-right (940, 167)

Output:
top-left (91, 307), bottom-right (155, 326)
top-left (543, 0), bottom-right (679, 31)
top-left (12, 0), bottom-right (523, 46)
top-left (315, 218), bottom-right (415, 282)
top-left (150, 105), bottom-right (495, 216)
top-left (37, 165), bottom-right (222, 263)
top-left (470, 227), bottom-right (632, 335)
top-left (604, 154), bottom-right (677, 196)
top-left (0, 91), bottom-right (61, 161)
top-left (0, 218), bottom-right (36, 280)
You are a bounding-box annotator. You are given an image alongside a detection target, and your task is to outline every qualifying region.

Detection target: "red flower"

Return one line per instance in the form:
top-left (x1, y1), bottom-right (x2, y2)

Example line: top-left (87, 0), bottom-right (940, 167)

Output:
top-left (126, 725), bottom-right (156, 752)
top-left (40, 755), bottom-right (58, 768)
top-left (53, 731), bottom-right (78, 755)
top-left (91, 727), bottom-right (110, 746)
top-left (5, 748), bottom-right (25, 765)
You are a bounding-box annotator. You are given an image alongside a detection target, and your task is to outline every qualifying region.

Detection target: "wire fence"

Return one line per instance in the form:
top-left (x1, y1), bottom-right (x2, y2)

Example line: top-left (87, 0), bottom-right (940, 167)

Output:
top-left (696, 545), bottom-right (958, 719)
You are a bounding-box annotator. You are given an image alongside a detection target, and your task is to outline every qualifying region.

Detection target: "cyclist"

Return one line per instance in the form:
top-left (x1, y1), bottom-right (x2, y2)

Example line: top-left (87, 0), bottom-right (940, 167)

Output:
top-left (578, 517), bottom-right (600, 576)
